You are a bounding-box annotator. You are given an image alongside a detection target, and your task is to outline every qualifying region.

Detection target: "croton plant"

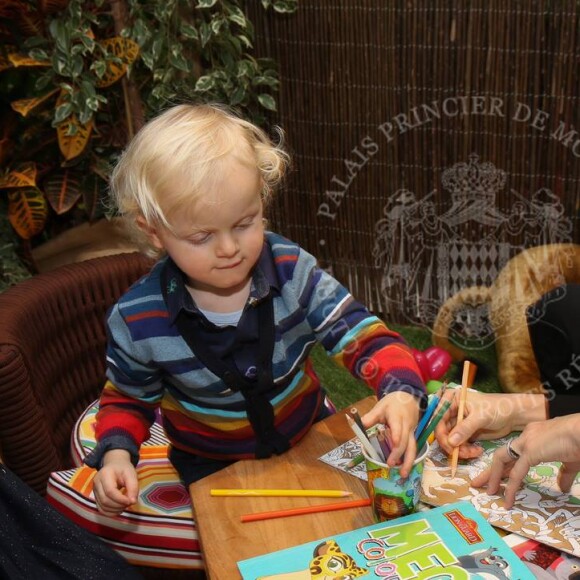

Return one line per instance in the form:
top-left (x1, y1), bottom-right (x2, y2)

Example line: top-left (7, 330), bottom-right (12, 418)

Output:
top-left (0, 0), bottom-right (295, 251)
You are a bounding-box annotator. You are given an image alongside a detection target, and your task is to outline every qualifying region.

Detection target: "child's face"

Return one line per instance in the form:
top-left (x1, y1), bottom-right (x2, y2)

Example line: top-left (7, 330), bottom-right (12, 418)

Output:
top-left (148, 163), bottom-right (265, 296)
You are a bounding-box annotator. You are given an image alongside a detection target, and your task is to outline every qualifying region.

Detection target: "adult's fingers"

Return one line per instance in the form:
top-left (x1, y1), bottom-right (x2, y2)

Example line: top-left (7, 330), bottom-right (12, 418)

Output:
top-left (447, 413), bottom-right (486, 448)
top-left (471, 446), bottom-right (513, 493)
top-left (500, 458), bottom-right (531, 508)
top-left (558, 461), bottom-right (580, 493)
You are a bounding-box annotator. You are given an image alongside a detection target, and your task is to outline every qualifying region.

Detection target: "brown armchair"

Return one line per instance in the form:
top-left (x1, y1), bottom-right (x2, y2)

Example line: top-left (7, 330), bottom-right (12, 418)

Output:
top-left (0, 252), bottom-right (153, 495)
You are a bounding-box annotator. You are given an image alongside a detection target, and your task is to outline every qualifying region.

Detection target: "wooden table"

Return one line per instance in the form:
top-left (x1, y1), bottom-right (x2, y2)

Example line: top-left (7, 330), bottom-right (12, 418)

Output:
top-left (189, 396), bottom-right (376, 579)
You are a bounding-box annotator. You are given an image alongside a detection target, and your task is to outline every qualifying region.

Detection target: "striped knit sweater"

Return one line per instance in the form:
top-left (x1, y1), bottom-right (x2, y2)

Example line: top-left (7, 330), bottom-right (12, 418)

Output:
top-left (86, 232), bottom-right (425, 466)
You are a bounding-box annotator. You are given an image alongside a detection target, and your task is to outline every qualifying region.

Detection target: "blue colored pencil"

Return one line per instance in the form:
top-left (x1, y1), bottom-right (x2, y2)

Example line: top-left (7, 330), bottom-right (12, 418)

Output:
top-left (416, 399), bottom-right (451, 452)
top-left (414, 383), bottom-right (447, 440)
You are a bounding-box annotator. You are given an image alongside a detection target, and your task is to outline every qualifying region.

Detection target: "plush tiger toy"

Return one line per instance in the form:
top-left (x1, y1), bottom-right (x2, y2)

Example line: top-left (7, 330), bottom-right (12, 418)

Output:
top-left (432, 244), bottom-right (580, 393)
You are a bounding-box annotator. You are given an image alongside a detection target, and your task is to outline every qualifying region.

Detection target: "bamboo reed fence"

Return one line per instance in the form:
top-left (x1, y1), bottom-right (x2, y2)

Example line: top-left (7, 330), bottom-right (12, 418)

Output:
top-left (249, 1), bottom-right (580, 330)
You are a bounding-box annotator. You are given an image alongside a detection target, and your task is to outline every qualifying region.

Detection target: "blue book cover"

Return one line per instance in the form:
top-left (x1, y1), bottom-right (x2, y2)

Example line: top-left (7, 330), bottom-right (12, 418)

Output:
top-left (237, 501), bottom-right (535, 579)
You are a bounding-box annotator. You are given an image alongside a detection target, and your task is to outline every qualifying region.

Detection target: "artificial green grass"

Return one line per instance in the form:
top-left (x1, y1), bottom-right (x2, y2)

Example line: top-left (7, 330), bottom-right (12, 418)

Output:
top-left (311, 323), bottom-right (501, 411)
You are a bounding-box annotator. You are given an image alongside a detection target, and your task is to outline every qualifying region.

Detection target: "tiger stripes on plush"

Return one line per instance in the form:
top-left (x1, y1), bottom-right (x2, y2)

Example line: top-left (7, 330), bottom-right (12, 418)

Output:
top-left (432, 244), bottom-right (580, 393)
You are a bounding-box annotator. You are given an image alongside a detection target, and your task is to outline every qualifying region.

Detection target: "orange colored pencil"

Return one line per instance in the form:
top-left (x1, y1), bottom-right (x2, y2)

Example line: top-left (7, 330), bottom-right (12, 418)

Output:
top-left (240, 498), bottom-right (372, 523)
top-left (450, 361), bottom-right (477, 477)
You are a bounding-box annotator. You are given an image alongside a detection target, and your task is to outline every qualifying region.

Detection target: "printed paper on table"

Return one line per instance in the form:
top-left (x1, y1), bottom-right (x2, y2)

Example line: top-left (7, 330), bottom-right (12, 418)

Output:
top-left (503, 532), bottom-right (580, 578)
top-left (237, 501), bottom-right (534, 579)
top-left (421, 437), bottom-right (580, 558)
top-left (320, 436), bottom-right (580, 558)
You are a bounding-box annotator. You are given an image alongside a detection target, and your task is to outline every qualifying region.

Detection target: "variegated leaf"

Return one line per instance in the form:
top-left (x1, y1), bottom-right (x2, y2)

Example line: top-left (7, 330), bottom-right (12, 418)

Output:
top-left (8, 187), bottom-right (48, 239)
top-left (11, 88), bottom-right (59, 117)
top-left (0, 162), bottom-right (38, 190)
top-left (8, 53), bottom-right (51, 67)
top-left (43, 169), bottom-right (81, 214)
top-left (95, 37), bottom-right (140, 88)
top-left (57, 115), bottom-right (94, 161)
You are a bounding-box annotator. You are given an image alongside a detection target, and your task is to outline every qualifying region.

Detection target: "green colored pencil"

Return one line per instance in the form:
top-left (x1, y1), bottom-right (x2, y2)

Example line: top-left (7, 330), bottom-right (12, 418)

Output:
top-left (345, 453), bottom-right (365, 469)
top-left (416, 399), bottom-right (451, 452)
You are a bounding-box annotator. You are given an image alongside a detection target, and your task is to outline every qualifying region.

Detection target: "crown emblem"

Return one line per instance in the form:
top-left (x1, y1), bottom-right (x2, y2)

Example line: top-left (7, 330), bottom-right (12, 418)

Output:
top-left (441, 153), bottom-right (506, 206)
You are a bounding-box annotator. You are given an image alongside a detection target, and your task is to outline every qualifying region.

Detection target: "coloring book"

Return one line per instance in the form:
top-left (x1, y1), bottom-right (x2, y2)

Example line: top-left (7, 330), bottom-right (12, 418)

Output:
top-left (320, 436), bottom-right (580, 558)
top-left (237, 501), bottom-right (534, 579)
top-left (421, 437), bottom-right (580, 558)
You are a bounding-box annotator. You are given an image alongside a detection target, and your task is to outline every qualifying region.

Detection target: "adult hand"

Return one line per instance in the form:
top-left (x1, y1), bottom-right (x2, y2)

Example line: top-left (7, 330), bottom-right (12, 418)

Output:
top-left (92, 449), bottom-right (139, 516)
top-left (362, 390), bottom-right (420, 478)
top-left (435, 390), bottom-right (545, 460)
top-left (471, 414), bottom-right (580, 508)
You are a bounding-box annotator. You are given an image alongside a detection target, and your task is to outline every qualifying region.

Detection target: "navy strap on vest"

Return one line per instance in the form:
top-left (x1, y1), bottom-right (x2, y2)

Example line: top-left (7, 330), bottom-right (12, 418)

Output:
top-left (161, 265), bottom-right (290, 458)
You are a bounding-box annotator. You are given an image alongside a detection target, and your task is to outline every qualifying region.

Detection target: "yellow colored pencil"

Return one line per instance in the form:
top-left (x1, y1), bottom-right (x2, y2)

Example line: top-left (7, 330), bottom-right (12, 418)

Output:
top-left (210, 489), bottom-right (353, 498)
top-left (450, 361), bottom-right (477, 477)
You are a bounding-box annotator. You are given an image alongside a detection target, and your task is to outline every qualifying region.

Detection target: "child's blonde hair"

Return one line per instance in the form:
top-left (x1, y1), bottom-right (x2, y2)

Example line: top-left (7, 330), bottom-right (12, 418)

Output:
top-left (110, 103), bottom-right (289, 255)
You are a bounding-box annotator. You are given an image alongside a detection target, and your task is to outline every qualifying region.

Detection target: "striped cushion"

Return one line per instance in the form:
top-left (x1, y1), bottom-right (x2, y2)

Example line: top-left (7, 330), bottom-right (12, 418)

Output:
top-left (47, 400), bottom-right (203, 570)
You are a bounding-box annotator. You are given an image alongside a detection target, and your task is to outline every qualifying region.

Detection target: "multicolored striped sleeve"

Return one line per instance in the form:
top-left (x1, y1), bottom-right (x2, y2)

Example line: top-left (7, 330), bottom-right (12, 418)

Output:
top-left (294, 248), bottom-right (426, 404)
top-left (86, 303), bottom-right (164, 467)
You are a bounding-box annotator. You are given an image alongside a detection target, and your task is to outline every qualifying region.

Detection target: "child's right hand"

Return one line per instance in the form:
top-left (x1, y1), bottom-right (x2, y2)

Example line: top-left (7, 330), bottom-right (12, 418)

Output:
top-left (92, 449), bottom-right (139, 516)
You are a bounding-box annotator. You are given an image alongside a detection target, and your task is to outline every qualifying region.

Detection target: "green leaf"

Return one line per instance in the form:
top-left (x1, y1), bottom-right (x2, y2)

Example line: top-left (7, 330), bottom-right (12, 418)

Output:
top-left (140, 49), bottom-right (155, 70)
top-left (151, 36), bottom-right (165, 60)
top-left (29, 48), bottom-right (50, 61)
top-left (197, 0), bottom-right (218, 7)
top-left (23, 36), bottom-right (48, 50)
top-left (180, 22), bottom-right (199, 40)
top-left (257, 93), bottom-right (276, 111)
top-left (271, 0), bottom-right (298, 13)
top-left (65, 123), bottom-right (78, 136)
top-left (71, 54), bottom-right (84, 77)
top-left (79, 34), bottom-right (96, 53)
top-left (238, 35), bottom-right (252, 49)
top-left (237, 59), bottom-right (256, 78)
top-left (131, 18), bottom-right (151, 46)
top-left (86, 97), bottom-right (100, 112)
top-left (49, 19), bottom-right (71, 52)
top-left (195, 75), bottom-right (215, 91)
top-left (230, 85), bottom-right (246, 106)
top-left (169, 51), bottom-right (190, 73)
top-left (54, 102), bottom-right (73, 124)
top-left (35, 71), bottom-right (54, 92)
top-left (80, 80), bottom-right (97, 99)
top-left (211, 16), bottom-right (225, 35)
top-left (52, 53), bottom-right (68, 76)
top-left (199, 22), bottom-right (212, 47)
top-left (225, 35), bottom-right (242, 57)
top-left (252, 75), bottom-right (279, 88)
top-left (78, 106), bottom-right (93, 125)
top-left (228, 7), bottom-right (247, 28)
top-left (91, 60), bottom-right (107, 78)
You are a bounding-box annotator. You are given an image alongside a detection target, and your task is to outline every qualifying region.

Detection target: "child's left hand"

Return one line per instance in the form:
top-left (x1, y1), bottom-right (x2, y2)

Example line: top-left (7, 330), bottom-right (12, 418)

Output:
top-left (361, 391), bottom-right (420, 478)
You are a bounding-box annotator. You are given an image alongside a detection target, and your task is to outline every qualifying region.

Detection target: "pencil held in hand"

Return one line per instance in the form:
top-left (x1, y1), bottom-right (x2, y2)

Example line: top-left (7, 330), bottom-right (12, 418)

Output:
top-left (449, 361), bottom-right (477, 477)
